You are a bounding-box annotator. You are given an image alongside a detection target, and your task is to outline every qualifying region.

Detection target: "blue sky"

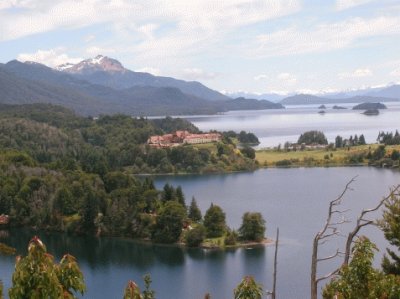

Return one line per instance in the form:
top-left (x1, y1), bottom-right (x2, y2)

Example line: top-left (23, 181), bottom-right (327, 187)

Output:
top-left (1, 0), bottom-right (400, 94)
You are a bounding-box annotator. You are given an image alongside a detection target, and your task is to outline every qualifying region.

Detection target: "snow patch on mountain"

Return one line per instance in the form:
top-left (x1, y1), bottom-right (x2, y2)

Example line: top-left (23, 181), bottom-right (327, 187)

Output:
top-left (55, 62), bottom-right (75, 71)
top-left (55, 55), bottom-right (126, 74)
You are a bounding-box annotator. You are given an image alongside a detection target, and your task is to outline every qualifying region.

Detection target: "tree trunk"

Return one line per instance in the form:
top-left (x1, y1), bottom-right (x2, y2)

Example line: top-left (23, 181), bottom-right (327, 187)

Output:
top-left (311, 235), bottom-right (318, 299)
top-left (272, 228), bottom-right (279, 299)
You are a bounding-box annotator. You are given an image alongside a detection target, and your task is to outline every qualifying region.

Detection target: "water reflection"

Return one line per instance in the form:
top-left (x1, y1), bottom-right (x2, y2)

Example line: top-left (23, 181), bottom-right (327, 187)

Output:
top-left (2, 229), bottom-right (186, 270)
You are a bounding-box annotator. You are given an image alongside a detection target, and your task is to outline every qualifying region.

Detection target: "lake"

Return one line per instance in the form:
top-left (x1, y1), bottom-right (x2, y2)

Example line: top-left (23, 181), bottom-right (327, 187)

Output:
top-left (184, 102), bottom-right (400, 148)
top-left (1, 167), bottom-right (400, 298)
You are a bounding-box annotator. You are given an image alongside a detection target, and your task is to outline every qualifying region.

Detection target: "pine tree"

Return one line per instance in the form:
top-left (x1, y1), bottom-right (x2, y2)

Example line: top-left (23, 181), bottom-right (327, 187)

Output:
top-left (188, 197), bottom-right (202, 222)
top-left (204, 203), bottom-right (226, 238)
top-left (335, 135), bottom-right (343, 148)
top-left (162, 183), bottom-right (174, 202)
top-left (380, 193), bottom-right (400, 274)
top-left (175, 186), bottom-right (185, 206)
top-left (359, 134), bottom-right (366, 145)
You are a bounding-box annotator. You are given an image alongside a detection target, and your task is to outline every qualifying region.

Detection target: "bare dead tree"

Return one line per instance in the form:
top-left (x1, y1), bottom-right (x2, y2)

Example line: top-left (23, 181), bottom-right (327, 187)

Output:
top-left (311, 179), bottom-right (400, 299)
top-left (271, 228), bottom-right (279, 299)
top-left (310, 178), bottom-right (355, 299)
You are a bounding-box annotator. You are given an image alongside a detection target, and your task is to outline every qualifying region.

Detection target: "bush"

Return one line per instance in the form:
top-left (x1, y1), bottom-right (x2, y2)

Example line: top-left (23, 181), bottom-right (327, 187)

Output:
top-left (240, 146), bottom-right (256, 159)
top-left (391, 150), bottom-right (400, 161)
top-left (185, 225), bottom-right (206, 247)
top-left (372, 145), bottom-right (386, 161)
top-left (275, 159), bottom-right (292, 166)
top-left (225, 229), bottom-right (238, 246)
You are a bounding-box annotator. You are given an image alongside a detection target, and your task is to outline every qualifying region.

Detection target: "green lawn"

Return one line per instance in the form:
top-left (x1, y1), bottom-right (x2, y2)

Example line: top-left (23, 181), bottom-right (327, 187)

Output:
top-left (256, 144), bottom-right (400, 167)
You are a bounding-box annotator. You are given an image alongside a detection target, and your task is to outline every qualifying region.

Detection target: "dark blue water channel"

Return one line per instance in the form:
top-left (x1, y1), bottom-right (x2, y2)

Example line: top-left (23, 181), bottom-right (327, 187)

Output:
top-left (1, 167), bottom-right (400, 298)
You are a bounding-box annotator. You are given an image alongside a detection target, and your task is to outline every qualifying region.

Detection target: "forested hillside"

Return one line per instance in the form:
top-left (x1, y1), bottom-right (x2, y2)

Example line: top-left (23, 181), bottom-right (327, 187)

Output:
top-left (0, 104), bottom-right (256, 174)
top-left (0, 103), bottom-right (258, 240)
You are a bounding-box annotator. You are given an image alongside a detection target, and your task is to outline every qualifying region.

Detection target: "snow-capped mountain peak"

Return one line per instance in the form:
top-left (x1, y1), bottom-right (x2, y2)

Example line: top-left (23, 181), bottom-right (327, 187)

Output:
top-left (55, 62), bottom-right (75, 71)
top-left (55, 55), bottom-right (126, 74)
top-left (91, 55), bottom-right (105, 64)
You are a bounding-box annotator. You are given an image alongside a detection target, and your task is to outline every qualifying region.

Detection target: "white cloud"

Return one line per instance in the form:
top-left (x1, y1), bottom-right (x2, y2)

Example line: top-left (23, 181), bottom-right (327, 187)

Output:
top-left (254, 74), bottom-right (268, 81)
top-left (17, 48), bottom-right (82, 67)
top-left (390, 69), bottom-right (400, 77)
top-left (137, 23), bottom-right (159, 39)
top-left (0, 0), bottom-right (302, 80)
top-left (339, 68), bottom-right (373, 79)
top-left (277, 73), bottom-right (297, 85)
top-left (0, 1), bottom-right (141, 41)
top-left (182, 68), bottom-right (217, 81)
top-left (0, 0), bottom-right (301, 42)
top-left (135, 67), bottom-right (161, 76)
top-left (0, 0), bottom-right (34, 10)
top-left (336, 0), bottom-right (375, 11)
top-left (0, 0), bottom-right (14, 10)
top-left (84, 34), bottom-right (96, 43)
top-left (353, 68), bottom-right (373, 77)
top-left (253, 16), bottom-right (400, 57)
top-left (85, 46), bottom-right (115, 56)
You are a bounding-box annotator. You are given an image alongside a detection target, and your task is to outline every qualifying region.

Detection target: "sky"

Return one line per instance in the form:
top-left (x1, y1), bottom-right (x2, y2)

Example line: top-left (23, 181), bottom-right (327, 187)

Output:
top-left (1, 0), bottom-right (400, 95)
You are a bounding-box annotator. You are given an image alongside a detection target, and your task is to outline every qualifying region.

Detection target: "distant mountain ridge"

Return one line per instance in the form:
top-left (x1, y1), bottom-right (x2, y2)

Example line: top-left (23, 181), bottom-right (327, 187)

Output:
top-left (225, 91), bottom-right (286, 102)
top-left (232, 84), bottom-right (400, 103)
top-left (0, 58), bottom-right (283, 116)
top-left (55, 55), bottom-right (229, 102)
top-left (279, 94), bottom-right (399, 105)
top-left (222, 97), bottom-right (283, 110)
top-left (2, 54), bottom-right (399, 114)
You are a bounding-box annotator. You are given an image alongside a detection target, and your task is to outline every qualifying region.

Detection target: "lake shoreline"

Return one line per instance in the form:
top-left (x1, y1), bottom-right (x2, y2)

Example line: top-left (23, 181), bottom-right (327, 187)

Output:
top-left (0, 227), bottom-right (270, 254)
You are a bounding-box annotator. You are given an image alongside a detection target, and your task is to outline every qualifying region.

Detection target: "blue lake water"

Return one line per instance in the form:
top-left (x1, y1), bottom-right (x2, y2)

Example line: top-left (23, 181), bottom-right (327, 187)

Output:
top-left (2, 105), bottom-right (400, 298)
top-left (184, 102), bottom-right (400, 148)
top-left (1, 167), bottom-right (400, 298)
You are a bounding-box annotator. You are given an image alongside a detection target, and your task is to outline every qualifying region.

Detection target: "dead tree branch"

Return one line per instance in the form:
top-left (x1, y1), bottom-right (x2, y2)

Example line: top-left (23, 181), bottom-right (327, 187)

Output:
top-left (311, 180), bottom-right (400, 299)
top-left (343, 185), bottom-right (400, 265)
top-left (310, 177), bottom-right (356, 299)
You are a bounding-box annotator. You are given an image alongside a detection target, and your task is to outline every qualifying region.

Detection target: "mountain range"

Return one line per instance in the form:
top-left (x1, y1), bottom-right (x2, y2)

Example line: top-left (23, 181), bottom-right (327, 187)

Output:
top-left (0, 54), bottom-right (399, 114)
top-left (228, 85), bottom-right (400, 104)
top-left (279, 94), bottom-right (399, 105)
top-left (0, 56), bottom-right (282, 116)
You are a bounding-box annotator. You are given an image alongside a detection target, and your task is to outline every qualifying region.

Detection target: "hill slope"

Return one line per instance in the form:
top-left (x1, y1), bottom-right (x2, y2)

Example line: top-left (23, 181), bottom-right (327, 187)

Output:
top-left (1, 59), bottom-right (285, 116)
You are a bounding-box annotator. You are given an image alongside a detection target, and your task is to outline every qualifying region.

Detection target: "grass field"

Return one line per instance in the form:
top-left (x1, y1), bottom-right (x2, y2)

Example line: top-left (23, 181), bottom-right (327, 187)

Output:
top-left (256, 144), bottom-right (400, 167)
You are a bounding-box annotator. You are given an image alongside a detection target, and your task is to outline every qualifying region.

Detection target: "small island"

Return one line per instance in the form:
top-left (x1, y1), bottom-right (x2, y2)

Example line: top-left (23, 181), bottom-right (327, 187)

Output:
top-left (318, 104), bottom-right (326, 109)
top-left (332, 105), bottom-right (347, 109)
top-left (363, 109), bottom-right (380, 115)
top-left (352, 102), bottom-right (387, 110)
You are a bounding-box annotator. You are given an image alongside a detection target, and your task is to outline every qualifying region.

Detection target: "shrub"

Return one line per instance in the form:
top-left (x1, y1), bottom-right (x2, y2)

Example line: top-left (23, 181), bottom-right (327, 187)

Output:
top-left (225, 229), bottom-right (238, 246)
top-left (275, 159), bottom-right (292, 166)
top-left (185, 225), bottom-right (206, 247)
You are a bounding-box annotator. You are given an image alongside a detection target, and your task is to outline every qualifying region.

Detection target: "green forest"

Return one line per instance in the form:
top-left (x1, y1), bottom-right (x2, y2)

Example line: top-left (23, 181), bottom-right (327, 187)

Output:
top-left (0, 103), bottom-right (260, 243)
